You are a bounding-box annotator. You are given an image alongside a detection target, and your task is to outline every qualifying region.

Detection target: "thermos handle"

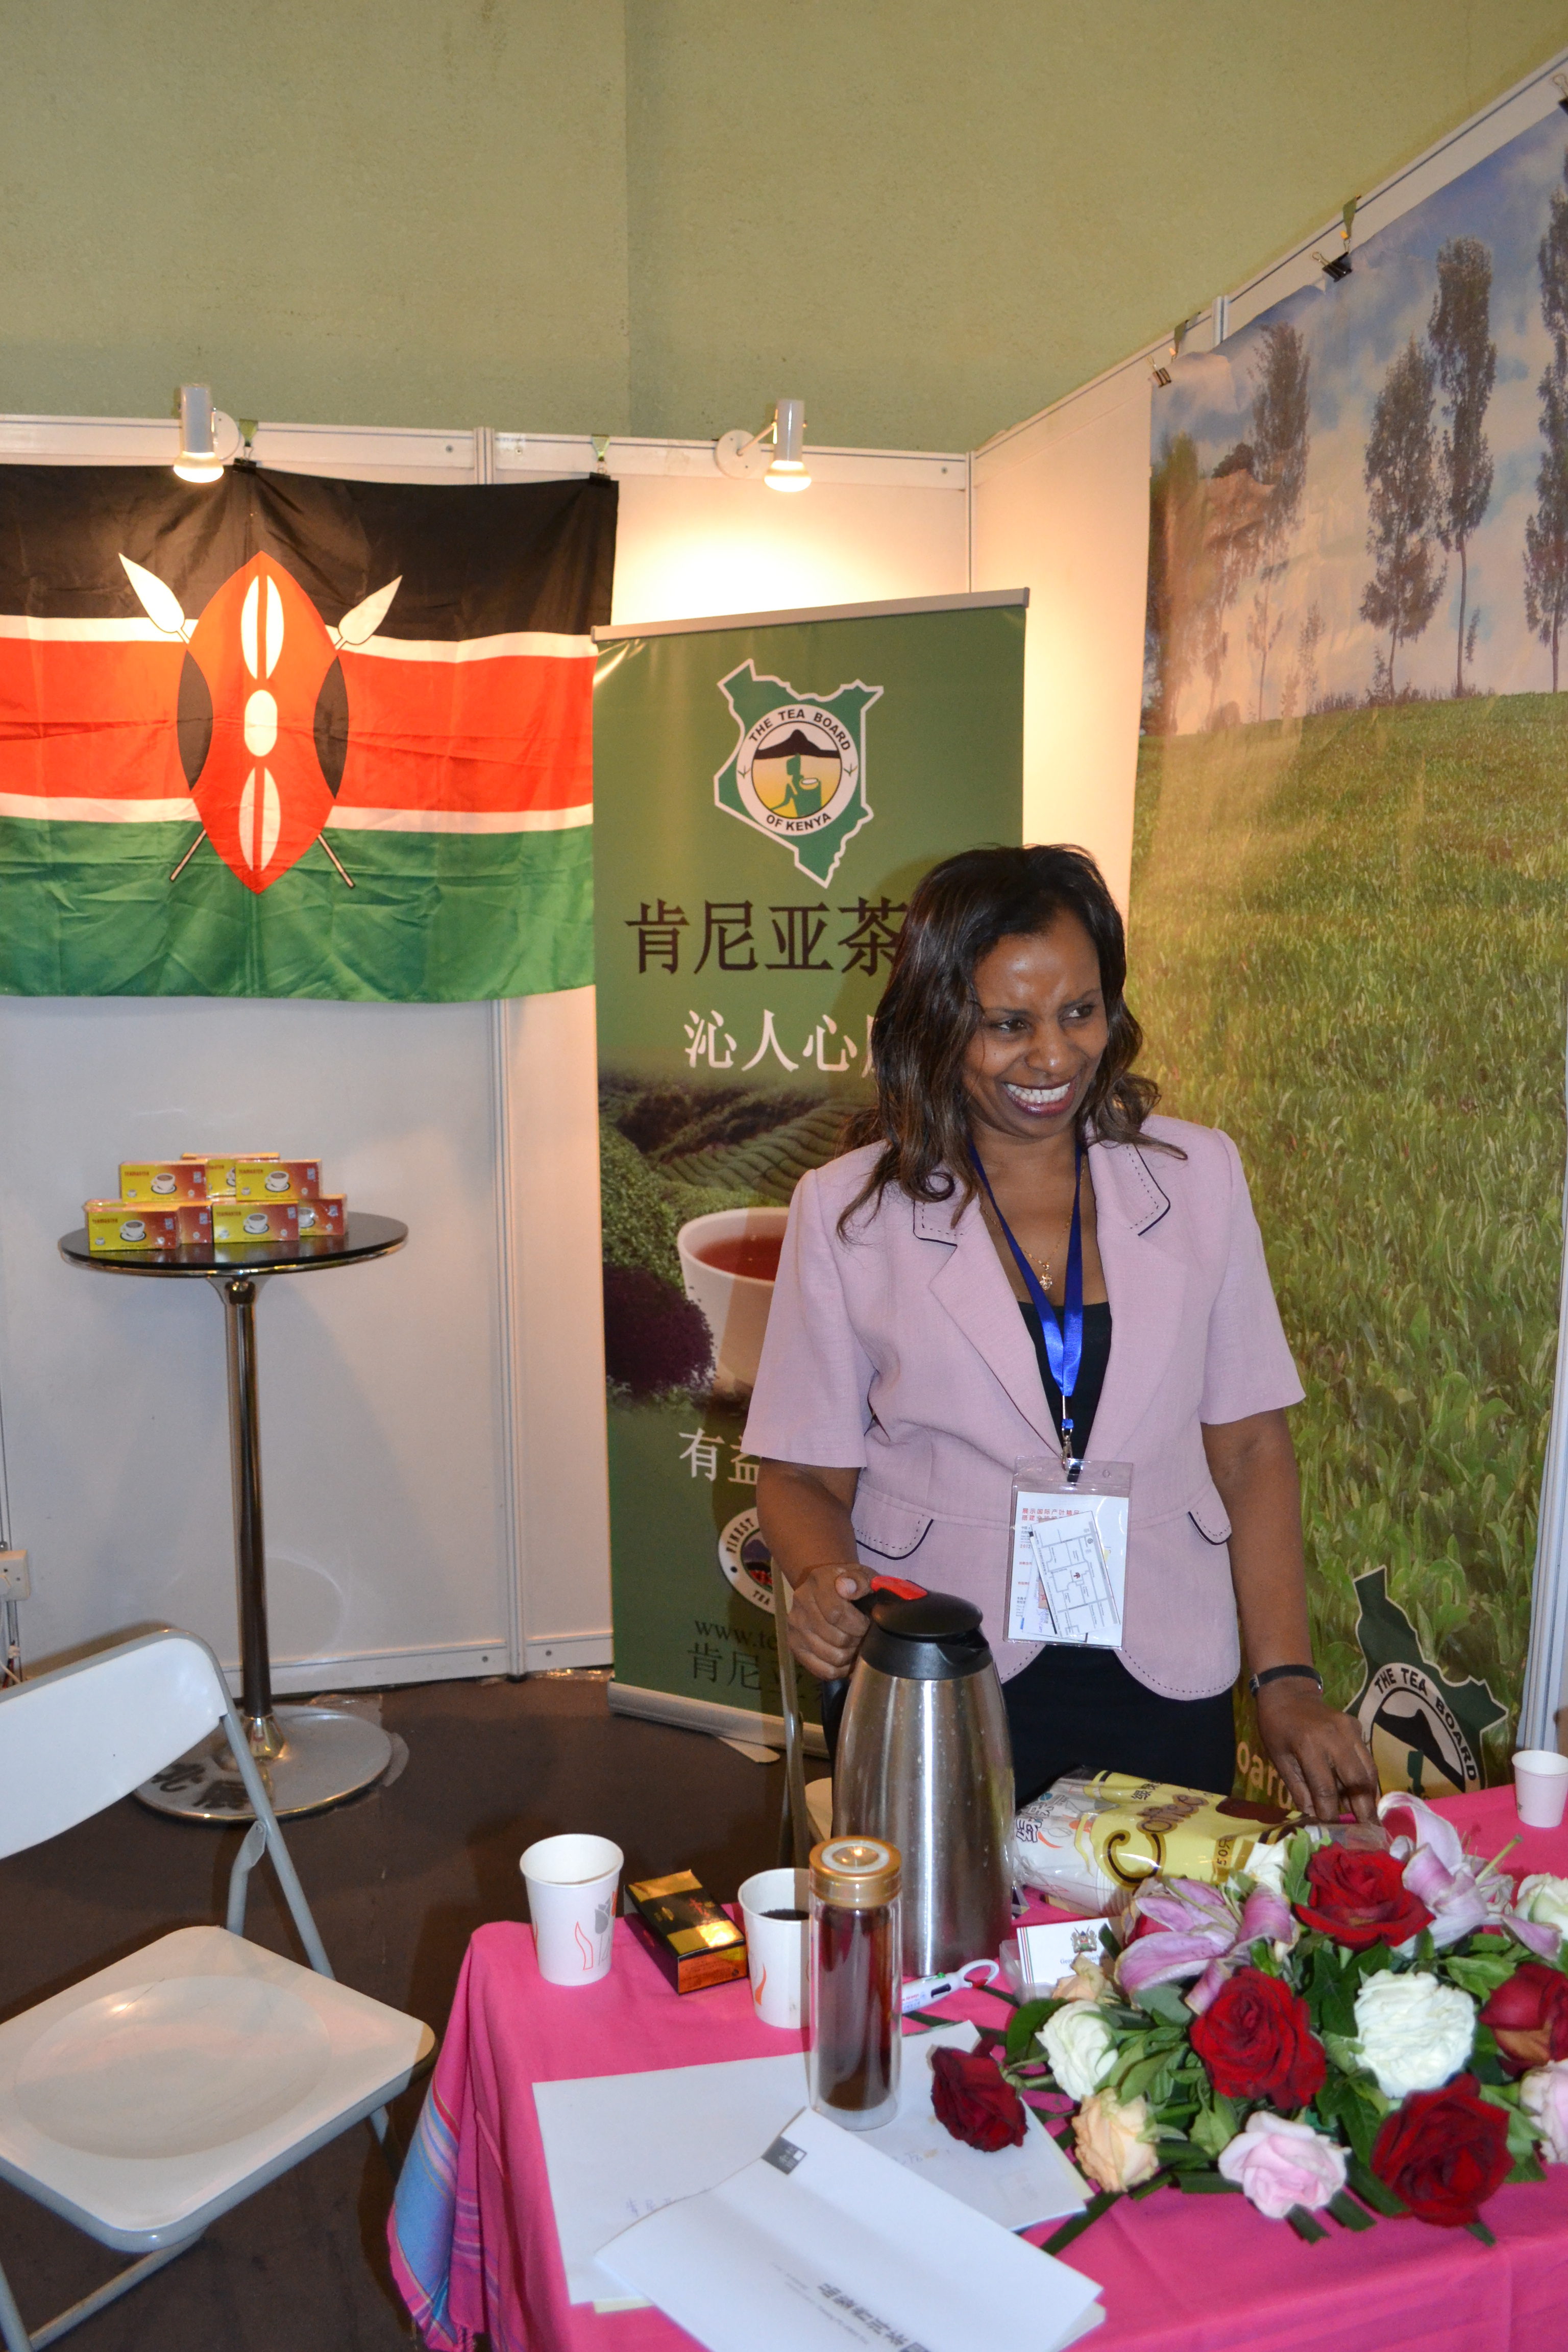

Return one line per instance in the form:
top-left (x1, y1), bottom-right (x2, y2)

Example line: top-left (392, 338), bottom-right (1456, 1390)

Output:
top-left (816, 1575), bottom-right (927, 1770)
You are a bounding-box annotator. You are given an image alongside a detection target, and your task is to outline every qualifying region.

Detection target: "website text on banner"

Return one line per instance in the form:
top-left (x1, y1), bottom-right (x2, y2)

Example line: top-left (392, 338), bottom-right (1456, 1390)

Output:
top-left (0, 465), bottom-right (617, 1001)
top-left (594, 600), bottom-right (1024, 1730)
top-left (1138, 105), bottom-right (1568, 1796)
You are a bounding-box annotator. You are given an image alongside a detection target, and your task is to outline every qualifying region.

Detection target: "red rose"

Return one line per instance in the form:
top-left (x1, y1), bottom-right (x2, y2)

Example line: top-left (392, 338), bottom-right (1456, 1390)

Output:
top-left (1371, 2074), bottom-right (1511, 2227)
top-left (929, 2047), bottom-right (1027, 2152)
top-left (1189, 1966), bottom-right (1327, 2111)
top-left (1292, 1846), bottom-right (1432, 1951)
top-left (1480, 1962), bottom-right (1568, 2075)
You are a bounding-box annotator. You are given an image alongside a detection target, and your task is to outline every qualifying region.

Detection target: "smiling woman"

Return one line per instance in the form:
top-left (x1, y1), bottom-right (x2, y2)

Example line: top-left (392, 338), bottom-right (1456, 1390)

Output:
top-left (745, 844), bottom-right (1380, 1823)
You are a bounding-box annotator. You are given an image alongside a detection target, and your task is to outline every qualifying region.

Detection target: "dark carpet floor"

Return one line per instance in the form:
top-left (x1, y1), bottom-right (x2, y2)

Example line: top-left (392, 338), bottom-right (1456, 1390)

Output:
top-left (0, 1673), bottom-right (785, 2350)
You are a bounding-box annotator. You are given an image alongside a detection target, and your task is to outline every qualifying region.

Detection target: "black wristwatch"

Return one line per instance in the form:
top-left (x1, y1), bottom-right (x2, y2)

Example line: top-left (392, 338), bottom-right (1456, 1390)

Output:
top-left (1248, 1662), bottom-right (1323, 1698)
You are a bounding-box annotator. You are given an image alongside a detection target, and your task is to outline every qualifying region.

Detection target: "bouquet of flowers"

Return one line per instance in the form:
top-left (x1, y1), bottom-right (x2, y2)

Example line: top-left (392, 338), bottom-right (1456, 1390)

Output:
top-left (986, 1796), bottom-right (1568, 2248)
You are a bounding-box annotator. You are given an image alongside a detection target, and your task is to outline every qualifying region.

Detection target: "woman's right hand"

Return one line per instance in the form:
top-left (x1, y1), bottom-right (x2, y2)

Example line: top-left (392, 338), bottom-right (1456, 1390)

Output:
top-left (787, 1562), bottom-right (875, 1680)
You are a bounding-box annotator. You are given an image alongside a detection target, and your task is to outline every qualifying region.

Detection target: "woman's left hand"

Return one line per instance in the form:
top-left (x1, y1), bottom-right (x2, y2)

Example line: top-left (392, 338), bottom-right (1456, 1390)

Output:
top-left (1257, 1679), bottom-right (1379, 1822)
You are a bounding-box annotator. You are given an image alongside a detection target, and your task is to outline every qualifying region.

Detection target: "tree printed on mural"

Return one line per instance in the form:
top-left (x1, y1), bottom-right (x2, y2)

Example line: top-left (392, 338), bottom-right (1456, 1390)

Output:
top-left (1245, 323), bottom-right (1311, 720)
top-left (1428, 236), bottom-right (1496, 698)
top-left (1361, 336), bottom-right (1446, 699)
top-left (1525, 154), bottom-right (1568, 692)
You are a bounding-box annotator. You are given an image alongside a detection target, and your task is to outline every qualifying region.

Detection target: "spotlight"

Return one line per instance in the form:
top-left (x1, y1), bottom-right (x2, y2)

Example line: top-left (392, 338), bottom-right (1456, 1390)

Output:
top-left (715, 399), bottom-right (812, 493)
top-left (174, 384), bottom-right (225, 484)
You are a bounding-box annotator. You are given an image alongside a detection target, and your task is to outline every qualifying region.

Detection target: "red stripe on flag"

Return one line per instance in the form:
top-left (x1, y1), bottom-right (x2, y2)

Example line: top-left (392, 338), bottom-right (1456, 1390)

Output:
top-left (0, 640), bottom-right (187, 800)
top-left (335, 650), bottom-right (594, 815)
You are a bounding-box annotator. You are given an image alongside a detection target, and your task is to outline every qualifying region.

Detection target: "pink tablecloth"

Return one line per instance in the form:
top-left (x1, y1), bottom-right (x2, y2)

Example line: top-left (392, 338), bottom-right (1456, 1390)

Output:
top-left (390, 1786), bottom-right (1568, 2352)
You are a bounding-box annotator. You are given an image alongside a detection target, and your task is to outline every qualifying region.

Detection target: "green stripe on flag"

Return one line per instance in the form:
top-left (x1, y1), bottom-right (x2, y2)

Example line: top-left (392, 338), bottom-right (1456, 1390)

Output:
top-left (0, 818), bottom-right (593, 1001)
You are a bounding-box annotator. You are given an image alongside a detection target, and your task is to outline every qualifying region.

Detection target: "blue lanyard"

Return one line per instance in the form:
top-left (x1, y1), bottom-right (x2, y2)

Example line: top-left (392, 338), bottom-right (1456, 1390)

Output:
top-left (971, 1139), bottom-right (1085, 1461)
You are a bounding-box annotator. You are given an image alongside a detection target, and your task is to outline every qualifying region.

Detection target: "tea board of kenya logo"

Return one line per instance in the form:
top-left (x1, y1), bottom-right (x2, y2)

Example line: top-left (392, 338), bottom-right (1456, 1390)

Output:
top-left (714, 663), bottom-right (882, 886)
top-left (718, 1509), bottom-right (775, 1613)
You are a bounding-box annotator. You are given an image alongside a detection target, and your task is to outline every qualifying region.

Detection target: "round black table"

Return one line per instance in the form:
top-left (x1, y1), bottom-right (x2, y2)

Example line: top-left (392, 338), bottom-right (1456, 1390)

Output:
top-left (59, 1213), bottom-right (408, 1821)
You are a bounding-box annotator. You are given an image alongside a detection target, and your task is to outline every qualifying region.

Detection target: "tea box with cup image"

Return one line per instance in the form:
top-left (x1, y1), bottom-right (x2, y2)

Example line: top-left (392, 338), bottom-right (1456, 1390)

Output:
top-left (235, 1159), bottom-right (321, 1203)
top-left (212, 1200), bottom-right (301, 1245)
top-left (118, 1161), bottom-right (208, 1204)
top-left (296, 1196), bottom-right (346, 1238)
top-left (181, 1152), bottom-right (279, 1194)
top-left (84, 1201), bottom-right (182, 1252)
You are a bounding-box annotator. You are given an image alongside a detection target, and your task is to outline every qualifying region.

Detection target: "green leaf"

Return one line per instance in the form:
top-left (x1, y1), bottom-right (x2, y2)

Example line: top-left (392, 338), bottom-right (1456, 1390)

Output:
top-left (1004, 1999), bottom-right (1057, 2066)
top-left (1117, 2051), bottom-right (1173, 2103)
top-left (1466, 2217), bottom-right (1497, 2248)
top-left (1322, 2030), bottom-right (1364, 2076)
top-left (1128, 2175), bottom-right (1166, 2200)
top-left (1346, 2156), bottom-right (1407, 2218)
top-left (1132, 1980), bottom-right (1195, 2026)
top-left (1174, 2170), bottom-right (1245, 2194)
top-left (1442, 1951), bottom-right (1517, 1998)
top-left (1506, 2153), bottom-right (1547, 2186)
top-left (1190, 2101), bottom-right (1239, 2159)
top-left (1286, 2204), bottom-right (1329, 2243)
top-left (1327, 2190), bottom-right (1377, 2233)
top-left (1042, 2190), bottom-right (1119, 2256)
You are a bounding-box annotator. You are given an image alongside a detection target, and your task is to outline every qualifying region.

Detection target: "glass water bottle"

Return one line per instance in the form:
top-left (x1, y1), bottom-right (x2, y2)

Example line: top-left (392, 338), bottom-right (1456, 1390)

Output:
top-left (808, 1835), bottom-right (901, 2130)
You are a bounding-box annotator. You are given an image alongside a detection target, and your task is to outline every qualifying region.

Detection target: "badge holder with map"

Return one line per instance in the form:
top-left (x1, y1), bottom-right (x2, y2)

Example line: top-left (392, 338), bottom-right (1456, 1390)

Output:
top-left (971, 1143), bottom-right (1132, 1649)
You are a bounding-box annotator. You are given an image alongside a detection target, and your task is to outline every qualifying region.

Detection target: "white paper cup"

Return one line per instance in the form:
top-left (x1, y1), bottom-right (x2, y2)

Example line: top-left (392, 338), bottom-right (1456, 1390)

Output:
top-left (520, 1833), bottom-right (623, 1987)
top-left (1513, 1750), bottom-right (1568, 1830)
top-left (738, 1866), bottom-right (809, 2029)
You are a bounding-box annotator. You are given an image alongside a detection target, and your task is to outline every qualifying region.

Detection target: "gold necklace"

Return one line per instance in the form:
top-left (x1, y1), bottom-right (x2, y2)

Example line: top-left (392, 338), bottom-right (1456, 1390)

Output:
top-left (981, 1195), bottom-right (1054, 1291)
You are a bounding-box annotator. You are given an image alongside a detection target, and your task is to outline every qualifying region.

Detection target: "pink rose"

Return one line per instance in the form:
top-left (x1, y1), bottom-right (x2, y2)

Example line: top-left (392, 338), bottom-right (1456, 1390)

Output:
top-left (1216, 2111), bottom-right (1348, 2220)
top-left (1521, 2060), bottom-right (1568, 2164)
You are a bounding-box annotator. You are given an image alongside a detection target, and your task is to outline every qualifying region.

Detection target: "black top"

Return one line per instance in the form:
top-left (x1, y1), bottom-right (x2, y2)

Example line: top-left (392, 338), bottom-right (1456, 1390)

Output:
top-left (58, 1212), bottom-right (408, 1280)
top-left (1019, 1298), bottom-right (1112, 1452)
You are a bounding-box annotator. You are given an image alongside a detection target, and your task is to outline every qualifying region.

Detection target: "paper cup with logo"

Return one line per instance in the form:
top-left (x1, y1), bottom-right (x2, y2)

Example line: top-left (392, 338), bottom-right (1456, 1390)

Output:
top-left (1513, 1750), bottom-right (1568, 1829)
top-left (738, 1865), bottom-right (809, 2028)
top-left (520, 1833), bottom-right (623, 1987)
top-left (676, 1207), bottom-right (790, 1394)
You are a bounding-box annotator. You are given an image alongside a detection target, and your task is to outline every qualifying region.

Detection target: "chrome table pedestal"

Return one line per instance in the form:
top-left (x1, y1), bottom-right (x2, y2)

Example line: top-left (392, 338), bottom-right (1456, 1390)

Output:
top-left (59, 1213), bottom-right (408, 1820)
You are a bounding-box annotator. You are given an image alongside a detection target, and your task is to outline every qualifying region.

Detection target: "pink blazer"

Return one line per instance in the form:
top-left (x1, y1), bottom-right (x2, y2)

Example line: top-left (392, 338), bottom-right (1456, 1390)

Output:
top-left (743, 1117), bottom-right (1304, 1701)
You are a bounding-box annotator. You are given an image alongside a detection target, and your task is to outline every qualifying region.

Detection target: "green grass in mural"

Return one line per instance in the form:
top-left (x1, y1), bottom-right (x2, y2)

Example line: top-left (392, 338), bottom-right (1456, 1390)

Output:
top-left (1132, 694), bottom-right (1568, 1775)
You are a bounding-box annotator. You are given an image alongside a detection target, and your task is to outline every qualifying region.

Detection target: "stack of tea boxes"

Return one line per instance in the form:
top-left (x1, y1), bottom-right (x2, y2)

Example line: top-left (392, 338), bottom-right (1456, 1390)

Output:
top-left (84, 1155), bottom-right (348, 1254)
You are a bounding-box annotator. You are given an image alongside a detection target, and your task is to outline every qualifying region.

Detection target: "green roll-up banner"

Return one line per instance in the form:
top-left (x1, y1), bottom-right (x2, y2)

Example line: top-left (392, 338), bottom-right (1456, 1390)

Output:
top-left (594, 595), bottom-right (1025, 1736)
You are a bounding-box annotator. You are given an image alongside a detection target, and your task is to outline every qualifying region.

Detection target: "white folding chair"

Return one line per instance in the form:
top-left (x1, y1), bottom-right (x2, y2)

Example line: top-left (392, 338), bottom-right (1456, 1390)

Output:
top-left (0, 1629), bottom-right (434, 2352)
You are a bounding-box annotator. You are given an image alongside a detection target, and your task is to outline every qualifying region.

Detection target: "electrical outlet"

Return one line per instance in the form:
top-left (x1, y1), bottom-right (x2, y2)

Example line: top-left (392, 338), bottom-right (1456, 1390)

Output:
top-left (0, 1550), bottom-right (29, 1599)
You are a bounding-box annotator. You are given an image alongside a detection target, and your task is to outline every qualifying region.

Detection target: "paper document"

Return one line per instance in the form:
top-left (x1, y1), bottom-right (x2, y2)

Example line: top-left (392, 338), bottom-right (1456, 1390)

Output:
top-left (535, 2049), bottom-right (809, 2307)
top-left (598, 2104), bottom-right (1104, 2352)
top-left (538, 2022), bottom-right (1086, 2310)
top-left (871, 2022), bottom-right (1086, 2230)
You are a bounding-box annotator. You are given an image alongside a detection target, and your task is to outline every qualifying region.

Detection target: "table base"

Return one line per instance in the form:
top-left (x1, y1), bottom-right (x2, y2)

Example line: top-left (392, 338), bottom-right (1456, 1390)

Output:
top-left (134, 1704), bottom-right (394, 1822)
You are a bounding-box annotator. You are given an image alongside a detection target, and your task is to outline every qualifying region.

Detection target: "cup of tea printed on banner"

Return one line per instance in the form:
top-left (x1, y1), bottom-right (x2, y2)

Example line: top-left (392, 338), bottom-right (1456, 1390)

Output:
top-left (519, 1833), bottom-right (623, 1987)
top-left (676, 1207), bottom-right (789, 1395)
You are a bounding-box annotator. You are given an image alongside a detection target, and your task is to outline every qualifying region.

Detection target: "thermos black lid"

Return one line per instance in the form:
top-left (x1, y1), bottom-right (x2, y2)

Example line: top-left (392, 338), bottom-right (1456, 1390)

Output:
top-left (860, 1588), bottom-right (992, 1682)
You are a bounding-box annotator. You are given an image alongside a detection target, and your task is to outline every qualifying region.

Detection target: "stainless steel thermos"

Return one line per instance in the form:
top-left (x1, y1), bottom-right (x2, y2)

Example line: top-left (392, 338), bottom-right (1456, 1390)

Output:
top-left (831, 1588), bottom-right (1014, 1976)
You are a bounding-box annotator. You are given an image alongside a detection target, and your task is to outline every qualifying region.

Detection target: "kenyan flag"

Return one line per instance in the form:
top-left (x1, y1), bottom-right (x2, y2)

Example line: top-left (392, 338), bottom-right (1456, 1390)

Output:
top-left (0, 465), bottom-right (616, 999)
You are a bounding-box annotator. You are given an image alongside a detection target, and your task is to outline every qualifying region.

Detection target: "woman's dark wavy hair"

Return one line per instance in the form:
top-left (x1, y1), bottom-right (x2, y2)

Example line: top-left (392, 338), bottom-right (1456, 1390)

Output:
top-left (839, 843), bottom-right (1177, 1230)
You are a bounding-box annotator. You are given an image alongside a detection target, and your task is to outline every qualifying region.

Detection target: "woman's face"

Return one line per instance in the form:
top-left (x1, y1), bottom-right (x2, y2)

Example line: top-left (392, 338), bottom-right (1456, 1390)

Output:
top-left (962, 913), bottom-right (1110, 1145)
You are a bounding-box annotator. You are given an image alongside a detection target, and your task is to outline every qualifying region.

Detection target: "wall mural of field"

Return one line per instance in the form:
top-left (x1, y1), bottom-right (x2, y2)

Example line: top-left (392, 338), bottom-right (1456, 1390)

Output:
top-left (1140, 106), bottom-right (1568, 1795)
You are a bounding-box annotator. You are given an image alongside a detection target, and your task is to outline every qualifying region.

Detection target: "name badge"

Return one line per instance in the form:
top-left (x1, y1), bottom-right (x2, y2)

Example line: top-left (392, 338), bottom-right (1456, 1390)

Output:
top-left (1006, 1456), bottom-right (1132, 1648)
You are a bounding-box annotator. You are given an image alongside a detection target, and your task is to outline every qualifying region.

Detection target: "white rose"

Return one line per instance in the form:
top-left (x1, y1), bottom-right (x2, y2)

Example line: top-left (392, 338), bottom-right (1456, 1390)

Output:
top-left (1516, 1874), bottom-right (1568, 1935)
top-left (1243, 1842), bottom-right (1291, 1897)
top-left (1042, 2002), bottom-right (1117, 2101)
top-left (1353, 1969), bottom-right (1475, 2101)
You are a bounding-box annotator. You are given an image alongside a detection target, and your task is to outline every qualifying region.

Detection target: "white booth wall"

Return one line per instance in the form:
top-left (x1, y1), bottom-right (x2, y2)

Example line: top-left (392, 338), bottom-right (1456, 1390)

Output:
top-left (0, 427), bottom-right (969, 1690)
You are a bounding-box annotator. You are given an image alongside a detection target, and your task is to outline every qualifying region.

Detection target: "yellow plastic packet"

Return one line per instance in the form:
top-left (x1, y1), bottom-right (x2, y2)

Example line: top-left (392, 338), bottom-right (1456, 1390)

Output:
top-left (1012, 1771), bottom-right (1290, 1914)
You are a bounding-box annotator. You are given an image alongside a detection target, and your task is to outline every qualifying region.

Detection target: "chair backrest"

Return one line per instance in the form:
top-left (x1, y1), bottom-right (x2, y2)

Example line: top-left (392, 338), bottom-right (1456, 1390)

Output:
top-left (0, 1629), bottom-right (229, 1858)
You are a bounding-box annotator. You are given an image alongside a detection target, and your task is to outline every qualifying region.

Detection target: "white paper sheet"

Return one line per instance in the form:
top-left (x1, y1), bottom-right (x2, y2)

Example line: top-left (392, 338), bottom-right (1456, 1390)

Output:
top-left (537, 2022), bottom-right (1087, 2309)
top-left (883, 2023), bottom-right (1087, 2230)
top-left (598, 2104), bottom-right (1104, 2352)
top-left (534, 2048), bottom-right (810, 2307)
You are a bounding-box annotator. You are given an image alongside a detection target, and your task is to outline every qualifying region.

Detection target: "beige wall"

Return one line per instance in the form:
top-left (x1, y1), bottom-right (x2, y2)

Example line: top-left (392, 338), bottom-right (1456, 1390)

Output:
top-left (3, 3), bottom-right (1566, 449)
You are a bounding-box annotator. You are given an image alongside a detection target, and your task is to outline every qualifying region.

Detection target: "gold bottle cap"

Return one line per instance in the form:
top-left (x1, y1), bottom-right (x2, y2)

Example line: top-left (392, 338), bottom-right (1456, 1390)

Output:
top-left (810, 1835), bottom-right (901, 1908)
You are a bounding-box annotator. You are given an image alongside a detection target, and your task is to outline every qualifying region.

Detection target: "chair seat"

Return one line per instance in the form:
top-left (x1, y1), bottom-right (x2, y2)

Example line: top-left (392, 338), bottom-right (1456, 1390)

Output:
top-left (0, 1924), bottom-right (433, 2251)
